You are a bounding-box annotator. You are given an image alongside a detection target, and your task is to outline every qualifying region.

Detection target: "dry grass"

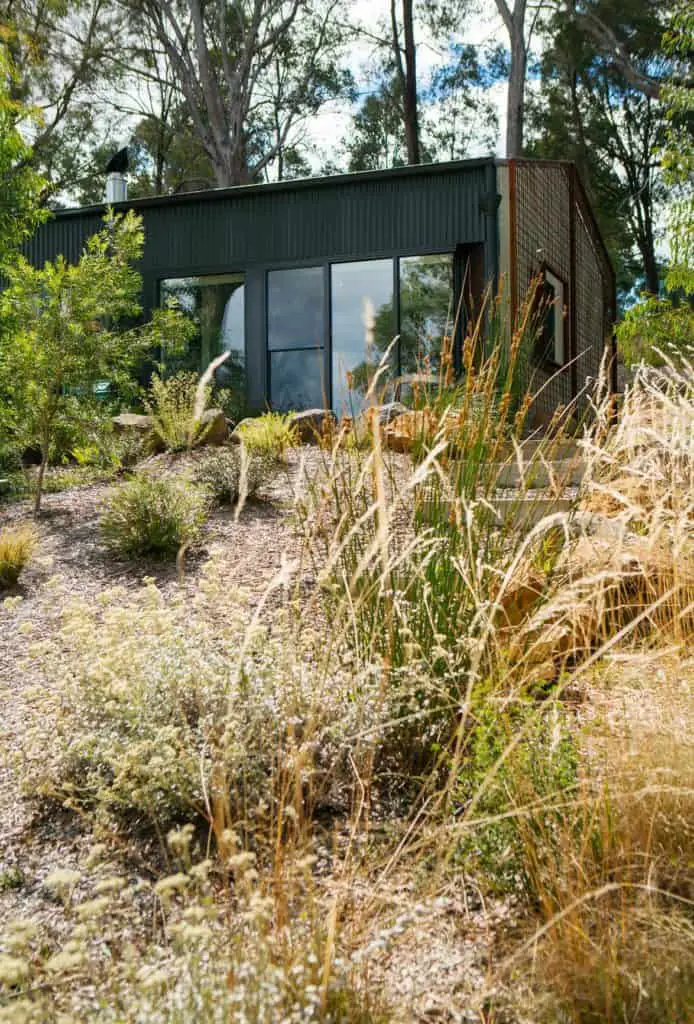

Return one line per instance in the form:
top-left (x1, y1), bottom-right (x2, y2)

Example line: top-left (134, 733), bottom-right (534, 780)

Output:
top-left (0, 523), bottom-right (38, 588)
top-left (2, 322), bottom-right (693, 1021)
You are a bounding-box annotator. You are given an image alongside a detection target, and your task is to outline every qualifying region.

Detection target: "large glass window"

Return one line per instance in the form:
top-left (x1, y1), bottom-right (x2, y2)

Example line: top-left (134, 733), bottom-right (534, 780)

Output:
top-left (268, 267), bottom-right (326, 410)
top-left (270, 349), bottom-right (326, 411)
top-left (268, 267), bottom-right (324, 351)
top-left (399, 254), bottom-right (454, 377)
top-left (331, 259), bottom-right (394, 417)
top-left (159, 274), bottom-right (245, 392)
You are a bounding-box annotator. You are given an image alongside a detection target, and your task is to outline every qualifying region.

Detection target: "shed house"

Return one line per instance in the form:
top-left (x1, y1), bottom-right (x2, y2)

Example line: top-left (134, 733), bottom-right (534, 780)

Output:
top-left (24, 157), bottom-right (616, 419)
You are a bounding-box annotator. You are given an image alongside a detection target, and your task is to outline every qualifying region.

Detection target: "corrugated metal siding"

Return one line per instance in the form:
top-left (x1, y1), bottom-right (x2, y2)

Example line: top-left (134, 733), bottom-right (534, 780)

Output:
top-left (25, 164), bottom-right (491, 277)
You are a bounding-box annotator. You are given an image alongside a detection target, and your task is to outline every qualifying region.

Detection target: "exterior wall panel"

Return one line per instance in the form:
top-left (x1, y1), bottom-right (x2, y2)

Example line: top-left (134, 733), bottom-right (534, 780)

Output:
top-left (26, 163), bottom-right (491, 280)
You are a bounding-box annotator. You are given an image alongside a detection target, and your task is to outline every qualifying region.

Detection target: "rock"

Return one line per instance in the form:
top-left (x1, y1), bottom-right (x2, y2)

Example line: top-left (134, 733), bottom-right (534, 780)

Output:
top-left (196, 408), bottom-right (227, 446)
top-left (112, 412), bottom-right (154, 435)
top-left (229, 418), bottom-right (256, 444)
top-left (112, 412), bottom-right (166, 454)
top-left (372, 401), bottom-right (409, 426)
top-left (382, 410), bottom-right (436, 453)
top-left (288, 409), bottom-right (337, 444)
top-left (20, 446), bottom-right (43, 468)
top-left (353, 402), bottom-right (409, 443)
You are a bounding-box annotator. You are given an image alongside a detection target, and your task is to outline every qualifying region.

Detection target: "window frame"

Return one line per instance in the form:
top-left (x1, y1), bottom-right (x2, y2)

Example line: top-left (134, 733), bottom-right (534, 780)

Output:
top-left (532, 263), bottom-right (567, 369)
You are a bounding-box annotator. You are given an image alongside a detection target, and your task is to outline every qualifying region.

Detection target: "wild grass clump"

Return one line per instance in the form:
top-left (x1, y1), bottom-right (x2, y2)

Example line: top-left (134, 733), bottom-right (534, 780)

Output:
top-left (100, 475), bottom-right (208, 558)
top-left (0, 522), bottom-right (38, 587)
top-left (146, 371), bottom-right (212, 452)
top-left (453, 695), bottom-right (578, 896)
top-left (299, 282), bottom-right (575, 686)
top-left (497, 652), bottom-right (694, 1024)
top-left (234, 412), bottom-right (299, 461)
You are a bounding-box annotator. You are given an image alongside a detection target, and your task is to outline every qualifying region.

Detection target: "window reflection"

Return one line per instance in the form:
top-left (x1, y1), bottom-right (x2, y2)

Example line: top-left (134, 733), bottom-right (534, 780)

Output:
top-left (331, 260), bottom-right (394, 417)
top-left (399, 254), bottom-right (454, 376)
top-left (270, 349), bottom-right (326, 411)
top-left (268, 267), bottom-right (324, 351)
top-left (159, 274), bottom-right (245, 391)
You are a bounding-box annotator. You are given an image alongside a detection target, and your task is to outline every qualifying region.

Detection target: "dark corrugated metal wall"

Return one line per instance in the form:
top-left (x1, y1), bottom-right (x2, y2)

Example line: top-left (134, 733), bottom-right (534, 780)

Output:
top-left (24, 161), bottom-right (496, 409)
top-left (27, 164), bottom-right (492, 272)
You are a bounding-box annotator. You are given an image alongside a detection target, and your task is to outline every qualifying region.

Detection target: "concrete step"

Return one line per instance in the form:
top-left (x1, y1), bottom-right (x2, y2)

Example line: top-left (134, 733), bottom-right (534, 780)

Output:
top-left (490, 495), bottom-right (576, 529)
top-left (417, 487), bottom-right (578, 529)
top-left (490, 458), bottom-right (586, 489)
top-left (449, 458), bottom-right (585, 489)
top-left (509, 439), bottom-right (581, 461)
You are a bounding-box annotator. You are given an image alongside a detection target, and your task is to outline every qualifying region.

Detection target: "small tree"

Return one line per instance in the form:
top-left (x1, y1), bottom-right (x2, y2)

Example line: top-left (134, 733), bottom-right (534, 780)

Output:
top-left (0, 210), bottom-right (191, 512)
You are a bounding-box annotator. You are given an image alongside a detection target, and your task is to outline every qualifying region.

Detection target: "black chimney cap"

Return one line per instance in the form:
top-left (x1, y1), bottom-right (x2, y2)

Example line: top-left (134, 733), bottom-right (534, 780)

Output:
top-left (105, 147), bottom-right (129, 174)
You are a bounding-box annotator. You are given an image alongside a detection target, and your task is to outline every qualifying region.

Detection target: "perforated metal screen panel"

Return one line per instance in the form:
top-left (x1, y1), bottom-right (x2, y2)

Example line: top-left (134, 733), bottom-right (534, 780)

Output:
top-left (509, 160), bottom-right (615, 424)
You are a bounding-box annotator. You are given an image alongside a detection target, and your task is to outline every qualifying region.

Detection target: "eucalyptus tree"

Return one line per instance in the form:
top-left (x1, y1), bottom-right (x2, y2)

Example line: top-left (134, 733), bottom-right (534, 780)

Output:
top-left (128, 0), bottom-right (353, 186)
top-left (1, 0), bottom-right (126, 197)
top-left (528, 0), bottom-right (678, 296)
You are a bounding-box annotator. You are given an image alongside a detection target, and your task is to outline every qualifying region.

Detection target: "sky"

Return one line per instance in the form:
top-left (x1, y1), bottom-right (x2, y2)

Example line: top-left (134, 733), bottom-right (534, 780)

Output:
top-left (302, 0), bottom-right (511, 168)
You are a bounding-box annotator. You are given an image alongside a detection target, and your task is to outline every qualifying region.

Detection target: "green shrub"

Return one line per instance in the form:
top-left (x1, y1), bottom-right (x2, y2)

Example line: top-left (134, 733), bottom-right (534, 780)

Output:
top-left (146, 372), bottom-right (211, 452)
top-left (100, 475), bottom-right (208, 558)
top-left (235, 412), bottom-right (298, 460)
top-left (455, 695), bottom-right (578, 897)
top-left (112, 427), bottom-right (148, 468)
top-left (0, 522), bottom-right (38, 587)
top-left (193, 447), bottom-right (273, 504)
top-left (0, 839), bottom-right (389, 1022)
top-left (215, 383), bottom-right (248, 425)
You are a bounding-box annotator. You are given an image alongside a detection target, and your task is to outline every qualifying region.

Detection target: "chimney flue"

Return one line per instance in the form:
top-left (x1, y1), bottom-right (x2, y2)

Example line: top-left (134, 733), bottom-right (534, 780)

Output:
top-left (105, 172), bottom-right (127, 204)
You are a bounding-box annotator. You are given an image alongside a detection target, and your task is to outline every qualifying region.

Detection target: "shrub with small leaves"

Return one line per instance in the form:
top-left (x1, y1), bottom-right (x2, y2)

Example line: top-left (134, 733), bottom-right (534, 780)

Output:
top-left (100, 475), bottom-right (208, 558)
top-left (193, 447), bottom-right (274, 504)
top-left (0, 523), bottom-right (38, 587)
top-left (18, 569), bottom-right (392, 841)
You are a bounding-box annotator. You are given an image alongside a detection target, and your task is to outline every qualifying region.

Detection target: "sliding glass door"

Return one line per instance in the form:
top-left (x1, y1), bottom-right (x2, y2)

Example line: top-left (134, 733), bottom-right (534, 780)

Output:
top-left (264, 252), bottom-right (456, 413)
top-left (331, 259), bottom-right (394, 417)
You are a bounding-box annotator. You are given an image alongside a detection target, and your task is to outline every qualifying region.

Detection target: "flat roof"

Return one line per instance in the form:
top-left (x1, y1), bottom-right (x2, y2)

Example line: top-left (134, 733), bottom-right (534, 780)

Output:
top-left (50, 156), bottom-right (499, 218)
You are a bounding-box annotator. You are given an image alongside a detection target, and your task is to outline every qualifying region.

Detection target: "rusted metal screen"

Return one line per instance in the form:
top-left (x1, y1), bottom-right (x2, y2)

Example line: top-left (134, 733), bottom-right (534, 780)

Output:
top-left (573, 179), bottom-right (616, 404)
top-left (509, 160), bottom-right (615, 423)
top-left (512, 161), bottom-right (573, 418)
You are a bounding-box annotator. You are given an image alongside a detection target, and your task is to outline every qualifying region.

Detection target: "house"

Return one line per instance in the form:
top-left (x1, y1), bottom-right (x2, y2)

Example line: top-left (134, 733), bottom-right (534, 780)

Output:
top-left (24, 158), bottom-right (616, 419)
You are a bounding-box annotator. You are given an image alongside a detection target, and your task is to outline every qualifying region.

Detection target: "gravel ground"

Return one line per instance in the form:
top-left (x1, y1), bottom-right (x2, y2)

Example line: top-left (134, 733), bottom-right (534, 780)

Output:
top-left (0, 450), bottom-right (330, 933)
top-left (0, 445), bottom-right (581, 1020)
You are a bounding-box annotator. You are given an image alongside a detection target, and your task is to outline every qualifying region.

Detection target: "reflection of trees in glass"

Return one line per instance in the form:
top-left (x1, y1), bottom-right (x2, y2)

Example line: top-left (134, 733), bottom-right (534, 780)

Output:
top-left (352, 255), bottom-right (453, 390)
top-left (159, 276), bottom-right (245, 390)
top-left (331, 260), bottom-right (393, 416)
top-left (398, 255), bottom-right (453, 373)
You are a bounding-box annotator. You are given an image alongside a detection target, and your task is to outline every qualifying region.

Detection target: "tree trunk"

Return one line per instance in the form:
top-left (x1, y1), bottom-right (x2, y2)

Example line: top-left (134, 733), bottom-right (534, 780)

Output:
top-left (391, 0), bottom-right (420, 166)
top-left (401, 0), bottom-right (420, 164)
top-left (495, 1), bottom-right (529, 158)
top-left (34, 448), bottom-right (49, 515)
top-left (506, 33), bottom-right (527, 157)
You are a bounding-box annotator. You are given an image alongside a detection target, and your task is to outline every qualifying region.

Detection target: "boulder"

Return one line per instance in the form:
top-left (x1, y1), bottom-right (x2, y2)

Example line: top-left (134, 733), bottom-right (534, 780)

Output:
top-left (353, 402), bottom-right (409, 443)
top-left (372, 401), bottom-right (409, 426)
top-left (20, 446), bottom-right (43, 468)
top-left (197, 408), bottom-right (227, 446)
top-left (112, 412), bottom-right (165, 454)
top-left (229, 418), bottom-right (257, 445)
top-left (288, 409), bottom-right (337, 444)
top-left (112, 412), bottom-right (154, 436)
top-left (382, 410), bottom-right (436, 453)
